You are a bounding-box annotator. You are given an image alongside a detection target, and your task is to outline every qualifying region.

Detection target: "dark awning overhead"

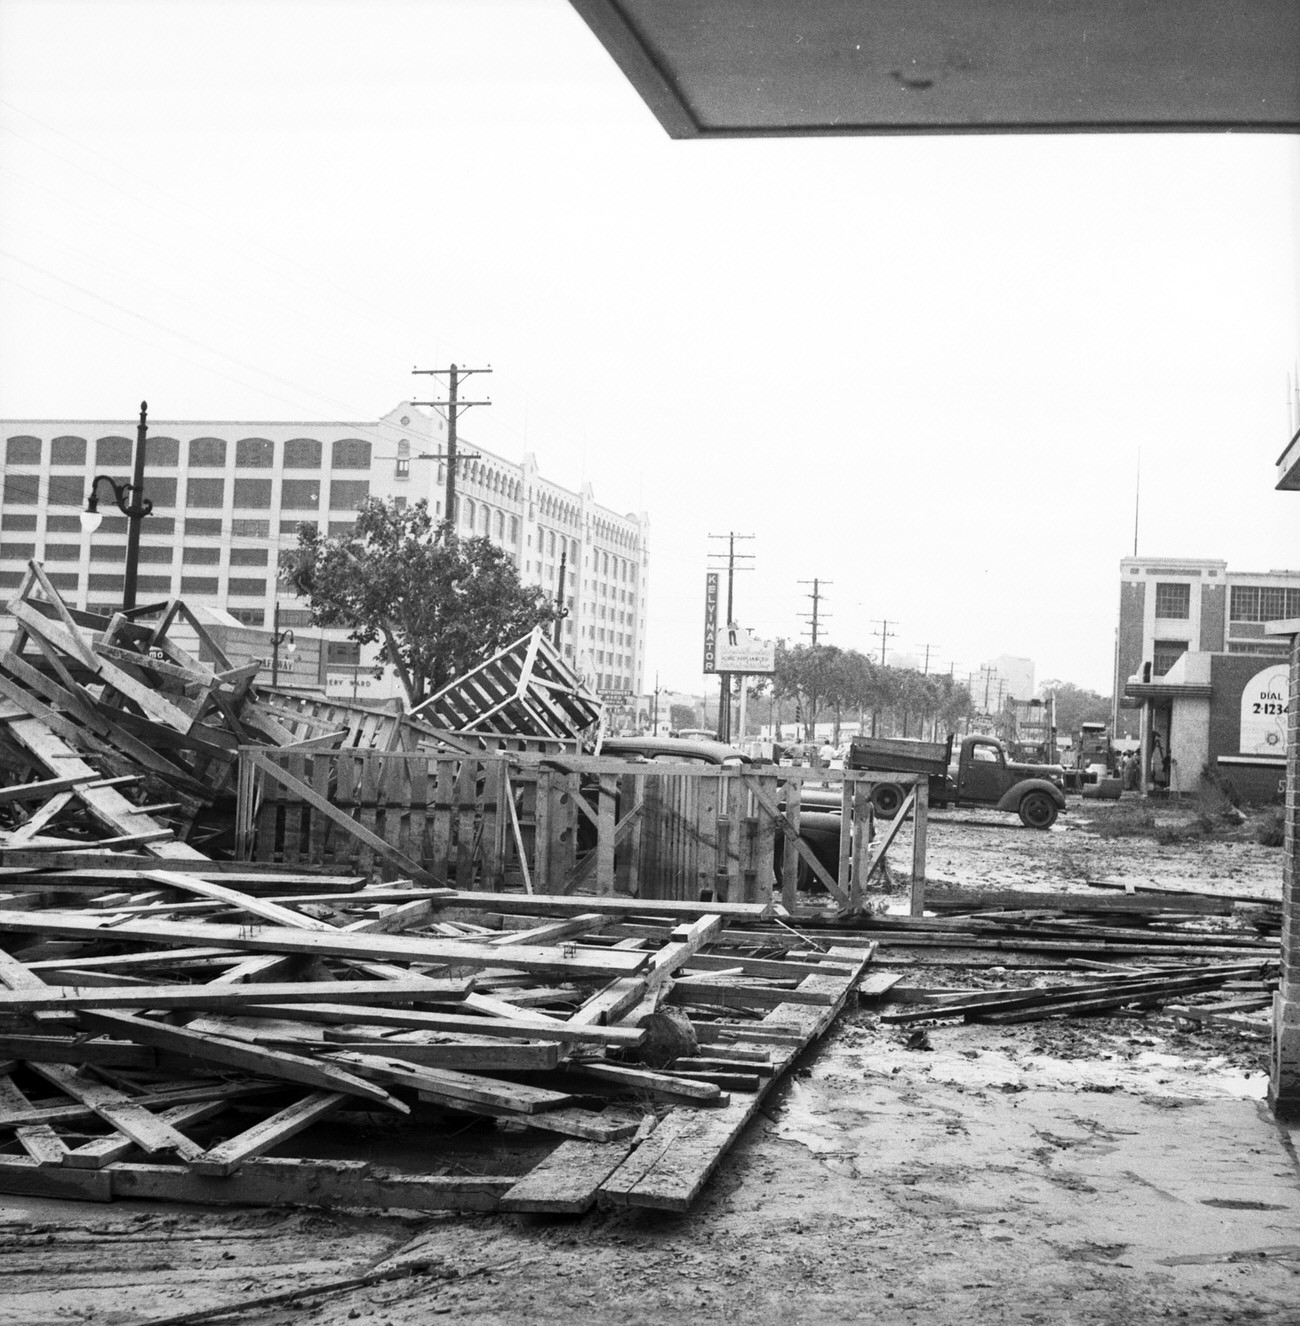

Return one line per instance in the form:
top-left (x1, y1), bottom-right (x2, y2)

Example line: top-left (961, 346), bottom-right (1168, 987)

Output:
top-left (569, 0), bottom-right (1300, 136)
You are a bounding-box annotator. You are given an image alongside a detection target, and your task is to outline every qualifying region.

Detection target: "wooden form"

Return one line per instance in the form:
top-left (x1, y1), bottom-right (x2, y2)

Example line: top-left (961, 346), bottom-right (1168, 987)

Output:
top-left (240, 746), bottom-right (926, 908)
top-left (0, 567), bottom-right (325, 861)
top-left (410, 626), bottom-right (603, 751)
top-left (0, 872), bottom-right (868, 1216)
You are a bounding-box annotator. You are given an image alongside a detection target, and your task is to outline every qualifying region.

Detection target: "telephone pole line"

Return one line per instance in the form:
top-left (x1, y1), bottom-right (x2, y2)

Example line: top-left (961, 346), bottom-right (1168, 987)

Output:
top-left (871, 619), bottom-right (897, 667)
top-left (797, 578), bottom-right (832, 644)
top-left (707, 532), bottom-right (755, 742)
top-left (917, 642), bottom-right (939, 675)
top-left (411, 362), bottom-right (491, 535)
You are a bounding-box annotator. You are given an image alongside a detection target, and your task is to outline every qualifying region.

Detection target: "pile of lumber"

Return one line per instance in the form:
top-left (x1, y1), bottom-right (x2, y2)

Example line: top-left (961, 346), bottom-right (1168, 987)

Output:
top-left (843, 886), bottom-right (1282, 968)
top-left (876, 959), bottom-right (1276, 1027)
top-left (0, 565), bottom-right (308, 858)
top-left (0, 869), bottom-right (869, 1215)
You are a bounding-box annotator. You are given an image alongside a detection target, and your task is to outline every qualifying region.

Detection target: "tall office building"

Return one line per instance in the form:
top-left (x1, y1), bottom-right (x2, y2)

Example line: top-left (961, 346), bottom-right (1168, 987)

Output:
top-left (0, 404), bottom-right (649, 700)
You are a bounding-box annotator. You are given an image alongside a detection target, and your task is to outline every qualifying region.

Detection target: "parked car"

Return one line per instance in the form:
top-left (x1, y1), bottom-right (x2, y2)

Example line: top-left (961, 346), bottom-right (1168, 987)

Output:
top-left (597, 735), bottom-right (752, 765)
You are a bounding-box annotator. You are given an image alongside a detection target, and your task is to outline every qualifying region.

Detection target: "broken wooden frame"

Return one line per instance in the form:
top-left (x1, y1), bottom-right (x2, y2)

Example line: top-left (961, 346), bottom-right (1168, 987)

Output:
top-left (237, 747), bottom-right (930, 912)
top-left (409, 627), bottom-right (603, 752)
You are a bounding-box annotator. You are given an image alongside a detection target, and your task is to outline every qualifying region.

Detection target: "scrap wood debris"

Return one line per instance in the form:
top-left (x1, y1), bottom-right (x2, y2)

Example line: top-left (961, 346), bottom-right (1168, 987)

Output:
top-left (0, 868), bottom-right (868, 1216)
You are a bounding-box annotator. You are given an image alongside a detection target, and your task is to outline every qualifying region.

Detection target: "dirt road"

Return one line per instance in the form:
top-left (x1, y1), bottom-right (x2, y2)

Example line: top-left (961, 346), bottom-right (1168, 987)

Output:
top-left (4, 799), bottom-right (1297, 1326)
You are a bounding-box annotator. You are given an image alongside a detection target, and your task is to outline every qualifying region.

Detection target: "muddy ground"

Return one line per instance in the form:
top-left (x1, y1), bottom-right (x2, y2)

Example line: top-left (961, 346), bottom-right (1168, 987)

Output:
top-left (3, 796), bottom-right (1297, 1326)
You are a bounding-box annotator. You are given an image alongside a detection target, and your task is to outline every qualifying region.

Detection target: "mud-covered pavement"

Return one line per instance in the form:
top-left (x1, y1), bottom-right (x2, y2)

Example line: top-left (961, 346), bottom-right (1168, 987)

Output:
top-left (4, 798), bottom-right (1298, 1326)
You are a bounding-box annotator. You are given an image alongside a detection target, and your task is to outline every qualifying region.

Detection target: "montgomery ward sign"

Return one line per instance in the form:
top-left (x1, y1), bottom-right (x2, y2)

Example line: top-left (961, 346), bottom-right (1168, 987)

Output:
top-left (702, 572), bottom-right (719, 673)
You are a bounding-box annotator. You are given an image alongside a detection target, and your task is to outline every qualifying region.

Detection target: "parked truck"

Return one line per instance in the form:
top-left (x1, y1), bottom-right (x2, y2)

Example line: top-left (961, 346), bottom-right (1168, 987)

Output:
top-left (846, 732), bottom-right (1067, 828)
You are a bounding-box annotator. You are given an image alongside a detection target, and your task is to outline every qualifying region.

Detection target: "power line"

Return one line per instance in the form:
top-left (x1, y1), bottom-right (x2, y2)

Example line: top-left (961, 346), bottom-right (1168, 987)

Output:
top-left (797, 577), bottom-right (831, 645)
top-left (411, 363), bottom-right (491, 533)
top-left (706, 532), bottom-right (755, 742)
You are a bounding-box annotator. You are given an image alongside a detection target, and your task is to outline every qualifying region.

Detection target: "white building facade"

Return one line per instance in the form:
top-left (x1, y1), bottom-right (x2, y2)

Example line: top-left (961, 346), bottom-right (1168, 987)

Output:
top-left (0, 404), bottom-right (649, 701)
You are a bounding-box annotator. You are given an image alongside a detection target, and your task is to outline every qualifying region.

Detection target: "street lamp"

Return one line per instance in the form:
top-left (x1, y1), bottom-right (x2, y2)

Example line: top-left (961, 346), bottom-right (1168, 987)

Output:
top-left (81, 401), bottom-right (152, 611)
top-left (270, 602), bottom-right (296, 687)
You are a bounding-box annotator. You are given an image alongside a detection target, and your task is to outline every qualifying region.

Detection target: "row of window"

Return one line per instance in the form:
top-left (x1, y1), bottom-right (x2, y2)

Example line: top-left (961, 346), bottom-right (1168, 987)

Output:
top-left (5, 435), bottom-right (371, 470)
top-left (0, 518), bottom-right (348, 544)
top-left (2, 474), bottom-right (368, 512)
top-left (1154, 580), bottom-right (1300, 623)
top-left (0, 541), bottom-right (270, 567)
top-left (1229, 585), bottom-right (1300, 623)
top-left (0, 569), bottom-right (269, 597)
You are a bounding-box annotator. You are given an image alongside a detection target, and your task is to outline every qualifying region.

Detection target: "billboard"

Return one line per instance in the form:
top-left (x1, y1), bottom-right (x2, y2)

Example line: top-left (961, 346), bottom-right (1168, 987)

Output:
top-left (714, 623), bottom-right (776, 674)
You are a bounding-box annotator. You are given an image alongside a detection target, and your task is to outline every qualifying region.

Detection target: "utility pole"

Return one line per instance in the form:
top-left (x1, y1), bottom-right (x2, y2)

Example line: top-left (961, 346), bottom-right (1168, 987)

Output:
top-left (917, 642), bottom-right (939, 675)
top-left (411, 362), bottom-right (491, 535)
top-left (797, 578), bottom-right (832, 644)
top-left (871, 620), bottom-right (897, 667)
top-left (982, 667), bottom-right (999, 712)
top-left (707, 532), bottom-right (755, 743)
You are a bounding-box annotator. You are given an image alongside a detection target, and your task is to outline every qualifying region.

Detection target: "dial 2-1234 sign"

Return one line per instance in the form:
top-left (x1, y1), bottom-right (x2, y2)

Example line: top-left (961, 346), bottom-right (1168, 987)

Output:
top-left (1239, 663), bottom-right (1289, 755)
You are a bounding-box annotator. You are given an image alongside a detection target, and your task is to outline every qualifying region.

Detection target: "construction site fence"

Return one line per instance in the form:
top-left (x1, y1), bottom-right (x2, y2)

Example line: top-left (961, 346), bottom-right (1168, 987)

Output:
top-left (235, 748), bottom-right (928, 912)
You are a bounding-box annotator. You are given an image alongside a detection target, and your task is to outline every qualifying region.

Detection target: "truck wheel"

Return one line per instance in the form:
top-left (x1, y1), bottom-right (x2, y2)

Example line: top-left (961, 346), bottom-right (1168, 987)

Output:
top-left (870, 783), bottom-right (905, 819)
top-left (1019, 791), bottom-right (1058, 830)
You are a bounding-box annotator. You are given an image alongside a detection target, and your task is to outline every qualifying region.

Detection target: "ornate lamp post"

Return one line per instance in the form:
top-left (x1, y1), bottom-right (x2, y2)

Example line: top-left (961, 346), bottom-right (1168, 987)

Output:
top-left (270, 601), bottom-right (296, 687)
top-left (81, 401), bottom-right (152, 611)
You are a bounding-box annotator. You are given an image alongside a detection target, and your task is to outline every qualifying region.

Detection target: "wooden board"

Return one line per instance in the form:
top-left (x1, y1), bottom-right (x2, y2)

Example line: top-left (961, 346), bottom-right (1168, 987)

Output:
top-left (597, 946), bottom-right (870, 1212)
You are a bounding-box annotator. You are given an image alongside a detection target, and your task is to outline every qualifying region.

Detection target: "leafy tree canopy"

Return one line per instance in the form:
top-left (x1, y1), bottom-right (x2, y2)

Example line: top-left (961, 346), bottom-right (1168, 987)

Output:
top-left (1037, 680), bottom-right (1113, 736)
top-left (279, 498), bottom-right (557, 706)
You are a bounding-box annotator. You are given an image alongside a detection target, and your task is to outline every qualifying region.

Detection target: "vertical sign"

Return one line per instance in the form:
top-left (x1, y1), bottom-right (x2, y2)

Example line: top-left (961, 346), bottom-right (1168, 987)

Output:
top-left (702, 572), bottom-right (719, 673)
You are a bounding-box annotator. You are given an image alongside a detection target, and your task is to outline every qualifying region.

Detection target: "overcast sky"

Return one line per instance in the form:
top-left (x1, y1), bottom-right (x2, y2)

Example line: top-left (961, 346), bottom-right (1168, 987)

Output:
top-left (2, 0), bottom-right (1297, 697)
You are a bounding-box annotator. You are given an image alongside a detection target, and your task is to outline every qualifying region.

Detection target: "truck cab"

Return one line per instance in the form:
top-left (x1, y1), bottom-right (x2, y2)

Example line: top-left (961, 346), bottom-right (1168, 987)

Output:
top-left (847, 732), bottom-right (1066, 828)
top-left (952, 735), bottom-right (1066, 825)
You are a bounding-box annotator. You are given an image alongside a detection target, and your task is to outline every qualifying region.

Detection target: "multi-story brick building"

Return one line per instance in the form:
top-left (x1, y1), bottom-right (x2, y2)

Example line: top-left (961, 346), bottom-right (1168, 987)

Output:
top-left (0, 403), bottom-right (649, 700)
top-left (1116, 556), bottom-right (1300, 803)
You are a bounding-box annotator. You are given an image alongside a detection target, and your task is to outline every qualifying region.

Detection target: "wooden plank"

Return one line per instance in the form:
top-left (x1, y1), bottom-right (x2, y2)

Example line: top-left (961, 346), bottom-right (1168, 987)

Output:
top-left (437, 890), bottom-right (784, 922)
top-left (3, 716), bottom-right (203, 861)
top-left (910, 779), bottom-right (929, 917)
top-left (599, 946), bottom-right (870, 1212)
top-left (77, 1010), bottom-right (407, 1111)
top-left (0, 1155), bottom-right (509, 1213)
top-left (64, 1101), bottom-right (232, 1170)
top-left (218, 1001), bottom-right (646, 1048)
top-left (250, 751), bottom-right (433, 884)
top-left (500, 1138), bottom-right (639, 1214)
top-left (331, 1054), bottom-right (578, 1114)
top-left (27, 1062), bottom-right (205, 1160)
top-left (190, 1091), bottom-right (347, 1176)
top-left (0, 909), bottom-right (650, 979)
top-left (0, 977), bottom-right (472, 1013)
top-left (565, 1060), bottom-right (725, 1102)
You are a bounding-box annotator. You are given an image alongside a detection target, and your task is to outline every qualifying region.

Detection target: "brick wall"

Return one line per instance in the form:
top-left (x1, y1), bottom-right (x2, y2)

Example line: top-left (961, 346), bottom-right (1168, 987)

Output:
top-left (1268, 626), bottom-right (1299, 1118)
top-left (1115, 579), bottom-right (1146, 701)
top-left (1200, 581), bottom-right (1226, 651)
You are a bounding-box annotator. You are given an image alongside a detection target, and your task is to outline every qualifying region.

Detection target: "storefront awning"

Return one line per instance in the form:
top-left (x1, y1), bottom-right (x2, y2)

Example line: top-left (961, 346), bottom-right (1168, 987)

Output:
top-left (569, 0), bottom-right (1300, 137)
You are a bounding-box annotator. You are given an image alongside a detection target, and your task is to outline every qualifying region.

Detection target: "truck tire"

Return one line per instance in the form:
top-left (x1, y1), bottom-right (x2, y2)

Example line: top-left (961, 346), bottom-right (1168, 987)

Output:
top-left (1018, 791), bottom-right (1058, 830)
top-left (870, 783), bottom-right (906, 819)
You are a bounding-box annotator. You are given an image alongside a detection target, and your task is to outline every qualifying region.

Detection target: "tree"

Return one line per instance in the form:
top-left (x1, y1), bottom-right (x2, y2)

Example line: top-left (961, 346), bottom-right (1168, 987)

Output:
top-left (1038, 680), bottom-right (1113, 737)
top-left (279, 498), bottom-right (557, 707)
top-left (669, 702), bottom-right (698, 732)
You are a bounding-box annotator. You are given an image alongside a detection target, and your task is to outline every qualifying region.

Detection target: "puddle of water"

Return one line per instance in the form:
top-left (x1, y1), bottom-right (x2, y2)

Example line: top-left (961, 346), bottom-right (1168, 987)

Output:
top-left (801, 1039), bottom-right (1269, 1101)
